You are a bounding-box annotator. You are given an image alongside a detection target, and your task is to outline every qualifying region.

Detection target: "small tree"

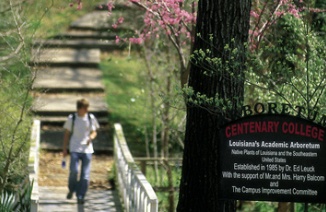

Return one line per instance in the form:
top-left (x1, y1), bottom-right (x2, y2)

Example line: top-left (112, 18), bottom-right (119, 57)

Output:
top-left (139, 37), bottom-right (186, 211)
top-left (246, 1), bottom-right (326, 115)
top-left (110, 0), bottom-right (196, 87)
top-left (0, 0), bottom-right (36, 194)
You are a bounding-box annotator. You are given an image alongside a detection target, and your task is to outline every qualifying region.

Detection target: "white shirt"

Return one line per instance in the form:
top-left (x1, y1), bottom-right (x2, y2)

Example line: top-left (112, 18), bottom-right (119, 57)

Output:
top-left (63, 113), bottom-right (100, 154)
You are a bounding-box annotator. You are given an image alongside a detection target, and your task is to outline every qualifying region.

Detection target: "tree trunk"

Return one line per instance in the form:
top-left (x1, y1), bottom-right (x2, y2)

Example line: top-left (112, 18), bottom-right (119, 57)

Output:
top-left (278, 202), bottom-right (294, 212)
top-left (177, 0), bottom-right (251, 211)
top-left (142, 47), bottom-right (159, 182)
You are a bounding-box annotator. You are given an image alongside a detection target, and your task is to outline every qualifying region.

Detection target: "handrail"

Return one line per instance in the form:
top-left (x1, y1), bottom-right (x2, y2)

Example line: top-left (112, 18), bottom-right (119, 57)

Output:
top-left (114, 123), bottom-right (158, 212)
top-left (29, 119), bottom-right (41, 212)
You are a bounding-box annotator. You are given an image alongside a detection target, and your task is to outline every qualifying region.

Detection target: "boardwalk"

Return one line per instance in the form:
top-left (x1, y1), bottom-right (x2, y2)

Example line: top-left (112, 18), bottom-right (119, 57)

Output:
top-left (38, 187), bottom-right (121, 212)
top-left (36, 152), bottom-right (122, 211)
top-left (31, 4), bottom-right (126, 212)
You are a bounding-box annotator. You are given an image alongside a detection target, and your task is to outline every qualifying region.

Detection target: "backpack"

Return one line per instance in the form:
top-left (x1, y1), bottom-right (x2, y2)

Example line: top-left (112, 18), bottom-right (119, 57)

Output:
top-left (70, 113), bottom-right (93, 137)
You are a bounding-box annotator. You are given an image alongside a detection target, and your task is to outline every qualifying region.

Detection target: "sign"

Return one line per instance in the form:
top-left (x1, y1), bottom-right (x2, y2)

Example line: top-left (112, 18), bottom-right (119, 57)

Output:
top-left (219, 114), bottom-right (326, 203)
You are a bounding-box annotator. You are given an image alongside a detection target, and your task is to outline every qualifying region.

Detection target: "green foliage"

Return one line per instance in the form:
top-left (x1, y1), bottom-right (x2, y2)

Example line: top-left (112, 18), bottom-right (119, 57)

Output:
top-left (102, 47), bottom-right (185, 210)
top-left (239, 201), bottom-right (278, 212)
top-left (191, 39), bottom-right (243, 78)
top-left (312, 0), bottom-right (326, 35)
top-left (0, 87), bottom-right (31, 191)
top-left (101, 53), bottom-right (152, 156)
top-left (183, 85), bottom-right (235, 117)
top-left (13, 179), bottom-right (33, 211)
top-left (238, 202), bottom-right (326, 211)
top-left (23, 0), bottom-right (104, 38)
top-left (186, 42), bottom-right (245, 119)
top-left (260, 14), bottom-right (306, 83)
top-left (0, 22), bottom-right (32, 190)
top-left (246, 12), bottom-right (326, 117)
top-left (102, 49), bottom-right (186, 156)
top-left (295, 203), bottom-right (326, 212)
top-left (0, 180), bottom-right (33, 212)
top-left (139, 162), bottom-right (182, 212)
top-left (157, 192), bottom-right (180, 212)
top-left (0, 191), bottom-right (15, 212)
top-left (0, 0), bottom-right (33, 195)
top-left (143, 162), bottom-right (182, 187)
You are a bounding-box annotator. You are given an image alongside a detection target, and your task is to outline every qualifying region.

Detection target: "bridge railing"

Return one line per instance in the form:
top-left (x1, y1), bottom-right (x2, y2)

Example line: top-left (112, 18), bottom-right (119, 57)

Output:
top-left (29, 119), bottom-right (41, 212)
top-left (114, 123), bottom-right (158, 212)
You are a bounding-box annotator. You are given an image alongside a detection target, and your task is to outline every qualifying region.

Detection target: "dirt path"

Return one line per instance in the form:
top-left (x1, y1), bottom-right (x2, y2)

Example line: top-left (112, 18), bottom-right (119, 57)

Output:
top-left (39, 151), bottom-right (114, 189)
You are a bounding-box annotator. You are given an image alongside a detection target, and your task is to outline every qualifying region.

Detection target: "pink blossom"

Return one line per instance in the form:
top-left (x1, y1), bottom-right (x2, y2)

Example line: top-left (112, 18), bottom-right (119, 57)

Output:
top-left (97, 0), bottom-right (195, 49)
top-left (152, 4), bottom-right (159, 11)
top-left (249, 29), bottom-right (259, 37)
top-left (115, 36), bottom-right (121, 44)
top-left (250, 11), bottom-right (259, 19)
top-left (118, 17), bottom-right (124, 24)
top-left (107, 1), bottom-right (114, 12)
top-left (129, 37), bottom-right (144, 44)
top-left (275, 11), bottom-right (285, 17)
top-left (288, 5), bottom-right (300, 18)
top-left (76, 0), bottom-right (82, 10)
top-left (250, 44), bottom-right (257, 51)
top-left (158, 20), bottom-right (164, 26)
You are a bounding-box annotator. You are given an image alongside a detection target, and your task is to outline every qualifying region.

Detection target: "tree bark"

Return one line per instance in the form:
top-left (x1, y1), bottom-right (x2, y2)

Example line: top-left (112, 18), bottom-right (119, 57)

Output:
top-left (278, 202), bottom-right (294, 212)
top-left (177, 0), bottom-right (251, 211)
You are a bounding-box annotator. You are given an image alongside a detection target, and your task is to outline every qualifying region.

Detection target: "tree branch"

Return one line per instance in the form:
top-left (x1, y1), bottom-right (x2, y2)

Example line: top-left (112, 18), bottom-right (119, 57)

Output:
top-left (0, 42), bottom-right (24, 62)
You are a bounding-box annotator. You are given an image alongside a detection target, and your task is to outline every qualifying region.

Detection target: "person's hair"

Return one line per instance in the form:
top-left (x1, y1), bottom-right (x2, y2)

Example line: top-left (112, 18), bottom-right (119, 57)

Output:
top-left (77, 98), bottom-right (90, 110)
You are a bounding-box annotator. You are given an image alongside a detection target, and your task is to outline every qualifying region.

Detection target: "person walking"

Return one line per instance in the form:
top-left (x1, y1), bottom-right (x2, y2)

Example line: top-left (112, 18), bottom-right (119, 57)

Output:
top-left (62, 98), bottom-right (100, 204)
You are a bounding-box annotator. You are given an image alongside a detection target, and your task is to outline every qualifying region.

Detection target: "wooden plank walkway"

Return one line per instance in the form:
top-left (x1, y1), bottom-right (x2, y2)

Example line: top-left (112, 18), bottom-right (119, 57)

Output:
top-left (38, 187), bottom-right (122, 212)
top-left (33, 39), bottom-right (119, 50)
top-left (31, 3), bottom-right (126, 211)
top-left (31, 48), bottom-right (100, 66)
top-left (33, 67), bottom-right (105, 92)
top-left (32, 94), bottom-right (108, 114)
top-left (37, 152), bottom-right (122, 211)
top-left (69, 11), bottom-right (112, 30)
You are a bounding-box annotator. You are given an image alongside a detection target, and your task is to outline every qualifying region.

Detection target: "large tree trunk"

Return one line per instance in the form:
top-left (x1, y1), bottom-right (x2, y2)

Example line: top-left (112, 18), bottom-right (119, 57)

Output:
top-left (177, 0), bottom-right (251, 211)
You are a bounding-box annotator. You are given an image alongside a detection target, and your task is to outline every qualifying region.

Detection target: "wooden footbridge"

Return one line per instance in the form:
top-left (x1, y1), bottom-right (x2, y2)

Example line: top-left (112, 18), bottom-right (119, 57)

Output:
top-left (28, 4), bottom-right (158, 212)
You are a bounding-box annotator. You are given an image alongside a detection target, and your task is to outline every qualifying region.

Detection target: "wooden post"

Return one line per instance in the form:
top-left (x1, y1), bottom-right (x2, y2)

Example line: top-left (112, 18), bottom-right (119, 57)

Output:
top-left (140, 161), bottom-right (147, 176)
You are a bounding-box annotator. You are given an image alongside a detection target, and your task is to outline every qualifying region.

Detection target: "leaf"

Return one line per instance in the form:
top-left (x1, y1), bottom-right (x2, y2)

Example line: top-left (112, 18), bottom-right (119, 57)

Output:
top-left (0, 191), bottom-right (15, 211)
